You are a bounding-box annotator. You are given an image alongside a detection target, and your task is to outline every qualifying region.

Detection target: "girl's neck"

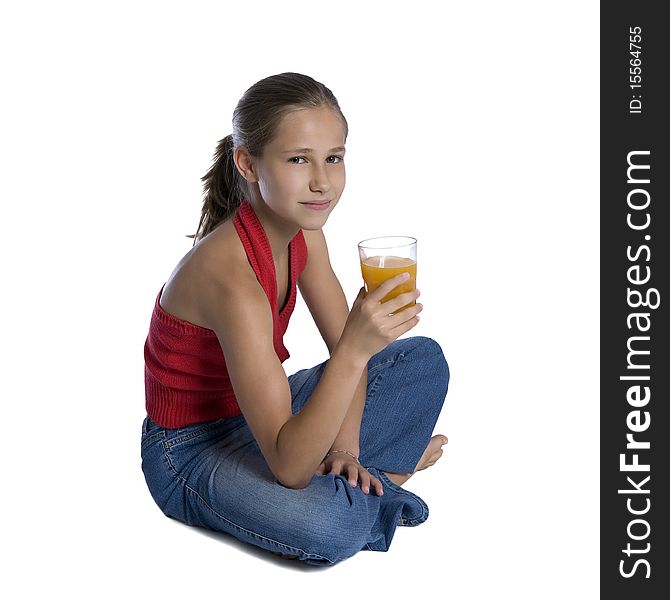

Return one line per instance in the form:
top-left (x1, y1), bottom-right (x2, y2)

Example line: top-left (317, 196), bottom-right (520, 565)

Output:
top-left (246, 198), bottom-right (299, 263)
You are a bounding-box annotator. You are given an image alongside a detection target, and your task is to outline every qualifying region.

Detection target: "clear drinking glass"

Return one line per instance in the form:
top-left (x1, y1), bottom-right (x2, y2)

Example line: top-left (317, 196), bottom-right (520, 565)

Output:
top-left (358, 236), bottom-right (417, 312)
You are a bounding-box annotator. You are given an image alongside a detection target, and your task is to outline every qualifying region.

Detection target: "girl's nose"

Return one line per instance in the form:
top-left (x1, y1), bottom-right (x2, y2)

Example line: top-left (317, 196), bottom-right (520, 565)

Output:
top-left (309, 166), bottom-right (332, 193)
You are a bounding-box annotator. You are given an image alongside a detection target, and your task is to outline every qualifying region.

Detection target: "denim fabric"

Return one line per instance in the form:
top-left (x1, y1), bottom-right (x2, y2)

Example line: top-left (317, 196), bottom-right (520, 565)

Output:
top-left (141, 336), bottom-right (449, 566)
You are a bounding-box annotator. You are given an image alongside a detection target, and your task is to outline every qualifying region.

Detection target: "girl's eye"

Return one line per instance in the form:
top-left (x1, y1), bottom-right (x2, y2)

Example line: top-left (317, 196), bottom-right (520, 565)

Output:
top-left (288, 155), bottom-right (344, 164)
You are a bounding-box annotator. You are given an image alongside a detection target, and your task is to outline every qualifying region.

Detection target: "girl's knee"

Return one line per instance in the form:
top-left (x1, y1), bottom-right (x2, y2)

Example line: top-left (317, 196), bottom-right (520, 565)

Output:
top-left (403, 336), bottom-right (449, 369)
top-left (403, 336), bottom-right (450, 389)
top-left (370, 336), bottom-right (450, 383)
top-left (413, 336), bottom-right (445, 356)
top-left (423, 337), bottom-right (449, 380)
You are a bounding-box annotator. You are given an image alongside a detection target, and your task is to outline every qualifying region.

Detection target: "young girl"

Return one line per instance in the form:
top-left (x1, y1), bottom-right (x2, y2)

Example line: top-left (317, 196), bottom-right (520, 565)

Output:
top-left (141, 72), bottom-right (450, 566)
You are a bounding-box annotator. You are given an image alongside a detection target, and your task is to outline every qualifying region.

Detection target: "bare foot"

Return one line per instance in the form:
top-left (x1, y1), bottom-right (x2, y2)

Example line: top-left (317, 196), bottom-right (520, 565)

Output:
top-left (383, 434), bottom-right (448, 486)
top-left (414, 434), bottom-right (448, 472)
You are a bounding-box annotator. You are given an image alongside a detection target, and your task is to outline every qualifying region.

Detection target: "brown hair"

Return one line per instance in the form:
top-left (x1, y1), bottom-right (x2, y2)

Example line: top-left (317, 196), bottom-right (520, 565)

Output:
top-left (191, 72), bottom-right (349, 243)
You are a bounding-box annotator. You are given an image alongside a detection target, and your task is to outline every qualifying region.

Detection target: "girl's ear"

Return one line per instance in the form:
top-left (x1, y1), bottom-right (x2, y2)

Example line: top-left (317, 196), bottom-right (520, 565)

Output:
top-left (234, 146), bottom-right (259, 183)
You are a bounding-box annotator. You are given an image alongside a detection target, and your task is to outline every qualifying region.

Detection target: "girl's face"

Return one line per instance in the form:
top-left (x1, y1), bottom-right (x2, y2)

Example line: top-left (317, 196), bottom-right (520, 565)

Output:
top-left (243, 105), bottom-right (346, 230)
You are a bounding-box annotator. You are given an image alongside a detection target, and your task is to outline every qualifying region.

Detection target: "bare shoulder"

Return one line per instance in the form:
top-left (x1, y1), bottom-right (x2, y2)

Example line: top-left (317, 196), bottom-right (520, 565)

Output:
top-left (159, 218), bottom-right (258, 329)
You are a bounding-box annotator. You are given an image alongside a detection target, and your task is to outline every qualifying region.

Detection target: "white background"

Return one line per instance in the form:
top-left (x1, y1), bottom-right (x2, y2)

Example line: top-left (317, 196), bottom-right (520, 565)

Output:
top-left (1, 1), bottom-right (599, 598)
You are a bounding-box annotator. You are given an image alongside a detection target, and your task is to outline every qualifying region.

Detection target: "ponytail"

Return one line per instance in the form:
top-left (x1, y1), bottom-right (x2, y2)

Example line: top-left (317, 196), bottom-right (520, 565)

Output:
top-left (190, 134), bottom-right (245, 243)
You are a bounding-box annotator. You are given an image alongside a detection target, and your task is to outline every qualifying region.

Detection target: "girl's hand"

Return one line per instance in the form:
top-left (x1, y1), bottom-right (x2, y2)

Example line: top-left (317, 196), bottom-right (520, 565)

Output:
top-left (338, 273), bottom-right (423, 361)
top-left (316, 453), bottom-right (384, 496)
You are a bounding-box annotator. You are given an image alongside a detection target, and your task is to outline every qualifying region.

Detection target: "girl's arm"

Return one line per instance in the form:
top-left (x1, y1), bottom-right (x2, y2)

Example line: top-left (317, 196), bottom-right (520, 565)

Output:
top-left (198, 260), bottom-right (368, 489)
top-left (298, 228), bottom-right (367, 456)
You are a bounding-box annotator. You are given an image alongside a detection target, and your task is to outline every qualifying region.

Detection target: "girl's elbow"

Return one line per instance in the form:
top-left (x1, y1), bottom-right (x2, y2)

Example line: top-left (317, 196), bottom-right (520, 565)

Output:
top-left (275, 474), bottom-right (310, 490)
top-left (274, 465), bottom-right (312, 490)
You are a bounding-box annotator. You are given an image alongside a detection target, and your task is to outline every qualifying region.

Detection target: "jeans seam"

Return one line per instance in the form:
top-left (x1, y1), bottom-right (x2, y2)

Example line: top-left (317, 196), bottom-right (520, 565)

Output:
top-left (141, 430), bottom-right (166, 451)
top-left (161, 445), bottom-right (333, 564)
top-left (367, 345), bottom-right (410, 372)
top-left (163, 419), bottom-right (228, 448)
top-left (365, 373), bottom-right (384, 406)
top-left (367, 357), bottom-right (396, 373)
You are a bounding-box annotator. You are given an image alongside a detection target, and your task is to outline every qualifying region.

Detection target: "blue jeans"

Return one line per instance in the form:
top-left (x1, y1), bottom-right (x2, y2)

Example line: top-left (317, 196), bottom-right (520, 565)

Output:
top-left (140, 336), bottom-right (449, 566)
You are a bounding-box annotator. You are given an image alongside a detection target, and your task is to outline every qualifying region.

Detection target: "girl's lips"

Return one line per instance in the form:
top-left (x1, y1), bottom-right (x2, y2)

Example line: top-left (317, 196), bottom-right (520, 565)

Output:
top-left (300, 201), bottom-right (331, 211)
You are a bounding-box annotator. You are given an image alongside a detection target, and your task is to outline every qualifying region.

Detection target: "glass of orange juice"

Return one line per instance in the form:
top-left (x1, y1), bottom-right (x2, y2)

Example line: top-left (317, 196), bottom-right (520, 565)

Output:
top-left (358, 236), bottom-right (417, 313)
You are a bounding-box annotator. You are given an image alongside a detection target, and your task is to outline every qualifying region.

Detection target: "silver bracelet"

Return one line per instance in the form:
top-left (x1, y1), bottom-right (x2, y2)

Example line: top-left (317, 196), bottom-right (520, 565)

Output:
top-left (325, 449), bottom-right (360, 464)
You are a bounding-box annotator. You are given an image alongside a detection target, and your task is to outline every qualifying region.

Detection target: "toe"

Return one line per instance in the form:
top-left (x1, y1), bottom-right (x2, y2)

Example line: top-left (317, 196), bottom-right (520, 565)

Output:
top-left (429, 448), bottom-right (444, 463)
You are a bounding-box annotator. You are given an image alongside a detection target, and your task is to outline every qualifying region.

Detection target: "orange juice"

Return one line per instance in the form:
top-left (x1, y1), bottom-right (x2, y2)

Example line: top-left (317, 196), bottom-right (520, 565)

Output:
top-left (360, 255), bottom-right (417, 311)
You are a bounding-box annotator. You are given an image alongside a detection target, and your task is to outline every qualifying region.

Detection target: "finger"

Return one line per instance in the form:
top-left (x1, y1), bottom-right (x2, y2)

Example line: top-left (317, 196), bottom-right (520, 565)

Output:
top-left (359, 471), bottom-right (371, 494)
top-left (386, 307), bottom-right (419, 339)
top-left (387, 302), bottom-right (423, 327)
top-left (316, 463), bottom-right (326, 475)
top-left (367, 474), bottom-right (383, 496)
top-left (366, 272), bottom-right (412, 303)
top-left (388, 312), bottom-right (422, 337)
top-left (329, 461), bottom-right (343, 476)
top-left (346, 463), bottom-right (358, 487)
top-left (381, 288), bottom-right (421, 314)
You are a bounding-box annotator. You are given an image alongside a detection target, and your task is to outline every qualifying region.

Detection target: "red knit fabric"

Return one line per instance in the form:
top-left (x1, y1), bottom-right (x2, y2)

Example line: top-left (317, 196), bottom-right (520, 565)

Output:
top-left (144, 200), bottom-right (308, 428)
